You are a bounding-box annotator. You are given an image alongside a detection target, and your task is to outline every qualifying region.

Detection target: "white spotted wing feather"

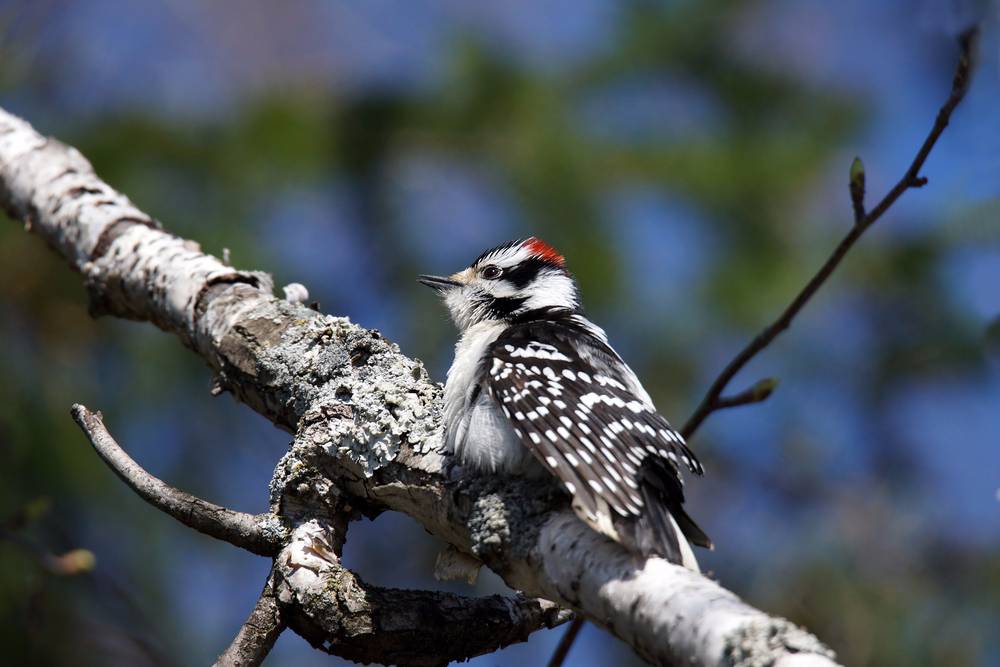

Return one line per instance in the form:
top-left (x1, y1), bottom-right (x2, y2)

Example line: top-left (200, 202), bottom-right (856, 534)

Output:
top-left (484, 315), bottom-right (710, 566)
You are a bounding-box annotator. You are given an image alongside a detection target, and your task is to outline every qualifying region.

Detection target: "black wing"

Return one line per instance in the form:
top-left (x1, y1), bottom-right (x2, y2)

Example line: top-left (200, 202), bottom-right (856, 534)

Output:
top-left (484, 316), bottom-right (711, 561)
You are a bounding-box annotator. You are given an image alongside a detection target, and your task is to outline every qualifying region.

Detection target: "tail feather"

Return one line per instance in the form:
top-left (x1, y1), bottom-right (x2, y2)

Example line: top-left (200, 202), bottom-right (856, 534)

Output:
top-left (671, 501), bottom-right (713, 549)
top-left (614, 457), bottom-right (711, 569)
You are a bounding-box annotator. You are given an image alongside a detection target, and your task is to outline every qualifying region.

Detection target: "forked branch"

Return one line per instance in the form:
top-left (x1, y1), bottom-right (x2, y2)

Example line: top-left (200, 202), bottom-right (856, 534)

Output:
top-left (71, 403), bottom-right (572, 665)
top-left (679, 28), bottom-right (977, 440)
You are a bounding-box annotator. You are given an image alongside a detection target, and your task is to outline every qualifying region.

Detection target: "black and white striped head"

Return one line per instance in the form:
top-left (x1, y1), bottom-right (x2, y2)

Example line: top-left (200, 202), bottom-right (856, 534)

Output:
top-left (419, 237), bottom-right (580, 331)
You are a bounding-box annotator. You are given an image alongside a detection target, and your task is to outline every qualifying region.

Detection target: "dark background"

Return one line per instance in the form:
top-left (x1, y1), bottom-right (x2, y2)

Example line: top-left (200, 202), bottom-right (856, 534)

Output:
top-left (1, 1), bottom-right (999, 665)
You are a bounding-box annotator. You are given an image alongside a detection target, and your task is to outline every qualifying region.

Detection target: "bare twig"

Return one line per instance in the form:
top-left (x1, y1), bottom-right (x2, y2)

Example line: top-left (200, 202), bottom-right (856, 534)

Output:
top-left (849, 157), bottom-right (866, 224)
top-left (714, 377), bottom-right (779, 411)
top-left (215, 573), bottom-right (285, 667)
top-left (680, 28), bottom-right (976, 440)
top-left (547, 615), bottom-right (584, 667)
top-left (70, 404), bottom-right (282, 556)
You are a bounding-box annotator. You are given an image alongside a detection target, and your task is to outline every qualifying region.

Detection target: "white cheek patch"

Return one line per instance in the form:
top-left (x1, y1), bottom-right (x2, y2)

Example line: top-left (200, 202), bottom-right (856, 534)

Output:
top-left (486, 280), bottom-right (519, 298)
top-left (523, 272), bottom-right (578, 311)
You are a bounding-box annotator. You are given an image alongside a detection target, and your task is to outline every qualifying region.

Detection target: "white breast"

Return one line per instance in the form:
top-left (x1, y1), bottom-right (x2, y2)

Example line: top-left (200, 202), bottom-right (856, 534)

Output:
top-left (442, 321), bottom-right (533, 473)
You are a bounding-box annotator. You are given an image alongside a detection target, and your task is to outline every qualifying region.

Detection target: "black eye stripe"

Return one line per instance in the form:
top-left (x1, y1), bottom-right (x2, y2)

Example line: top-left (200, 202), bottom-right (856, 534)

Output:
top-left (503, 258), bottom-right (550, 288)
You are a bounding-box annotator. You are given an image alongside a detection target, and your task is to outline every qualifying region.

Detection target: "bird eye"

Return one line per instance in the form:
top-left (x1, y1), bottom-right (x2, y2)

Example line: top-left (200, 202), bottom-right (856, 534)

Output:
top-left (481, 264), bottom-right (502, 280)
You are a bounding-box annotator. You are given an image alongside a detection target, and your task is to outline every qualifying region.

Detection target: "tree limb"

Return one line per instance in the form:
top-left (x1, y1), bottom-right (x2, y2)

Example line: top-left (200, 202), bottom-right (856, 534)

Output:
top-left (1, 108), bottom-right (839, 665)
top-left (70, 403), bottom-right (565, 664)
top-left (70, 404), bottom-right (284, 556)
top-left (680, 28), bottom-right (977, 440)
top-left (276, 520), bottom-right (572, 666)
top-left (215, 573), bottom-right (286, 667)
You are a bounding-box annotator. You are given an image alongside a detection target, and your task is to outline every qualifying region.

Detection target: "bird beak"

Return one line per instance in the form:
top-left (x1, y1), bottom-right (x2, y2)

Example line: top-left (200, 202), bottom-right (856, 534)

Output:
top-left (417, 274), bottom-right (461, 292)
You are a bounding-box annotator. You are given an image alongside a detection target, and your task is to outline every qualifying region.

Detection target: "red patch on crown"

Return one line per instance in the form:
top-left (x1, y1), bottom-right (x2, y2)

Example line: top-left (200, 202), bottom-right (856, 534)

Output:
top-left (523, 237), bottom-right (565, 266)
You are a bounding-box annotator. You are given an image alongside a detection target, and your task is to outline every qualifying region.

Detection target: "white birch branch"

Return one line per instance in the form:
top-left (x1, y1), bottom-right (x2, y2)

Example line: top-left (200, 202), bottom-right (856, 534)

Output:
top-left (69, 402), bottom-right (570, 664)
top-left (0, 106), bottom-right (838, 667)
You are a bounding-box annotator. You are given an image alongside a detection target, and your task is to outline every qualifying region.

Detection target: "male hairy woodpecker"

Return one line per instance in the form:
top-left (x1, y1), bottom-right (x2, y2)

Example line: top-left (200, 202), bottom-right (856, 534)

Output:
top-left (419, 237), bottom-right (711, 569)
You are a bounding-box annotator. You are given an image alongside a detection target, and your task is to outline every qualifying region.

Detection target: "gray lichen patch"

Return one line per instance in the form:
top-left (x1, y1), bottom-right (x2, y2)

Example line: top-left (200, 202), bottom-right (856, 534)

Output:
top-left (262, 312), bottom-right (444, 477)
top-left (258, 306), bottom-right (451, 530)
top-left (460, 475), bottom-right (564, 567)
top-left (725, 618), bottom-right (837, 667)
top-left (467, 489), bottom-right (511, 560)
top-left (255, 513), bottom-right (291, 548)
top-left (269, 443), bottom-right (353, 529)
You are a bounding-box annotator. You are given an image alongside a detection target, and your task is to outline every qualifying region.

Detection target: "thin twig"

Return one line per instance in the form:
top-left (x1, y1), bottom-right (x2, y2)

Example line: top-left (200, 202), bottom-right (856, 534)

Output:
top-left (70, 404), bottom-right (282, 556)
top-left (712, 377), bottom-right (779, 411)
top-left (849, 157), bottom-right (867, 224)
top-left (680, 28), bottom-right (976, 440)
top-left (547, 616), bottom-right (583, 667)
top-left (214, 572), bottom-right (285, 667)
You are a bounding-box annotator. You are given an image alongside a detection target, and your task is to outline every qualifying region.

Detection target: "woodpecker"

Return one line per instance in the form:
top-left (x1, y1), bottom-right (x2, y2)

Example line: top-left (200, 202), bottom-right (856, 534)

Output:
top-left (419, 237), bottom-right (711, 568)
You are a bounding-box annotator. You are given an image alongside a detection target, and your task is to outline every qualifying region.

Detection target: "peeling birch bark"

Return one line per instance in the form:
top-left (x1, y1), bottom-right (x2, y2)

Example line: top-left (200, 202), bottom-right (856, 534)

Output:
top-left (0, 106), bottom-right (840, 667)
